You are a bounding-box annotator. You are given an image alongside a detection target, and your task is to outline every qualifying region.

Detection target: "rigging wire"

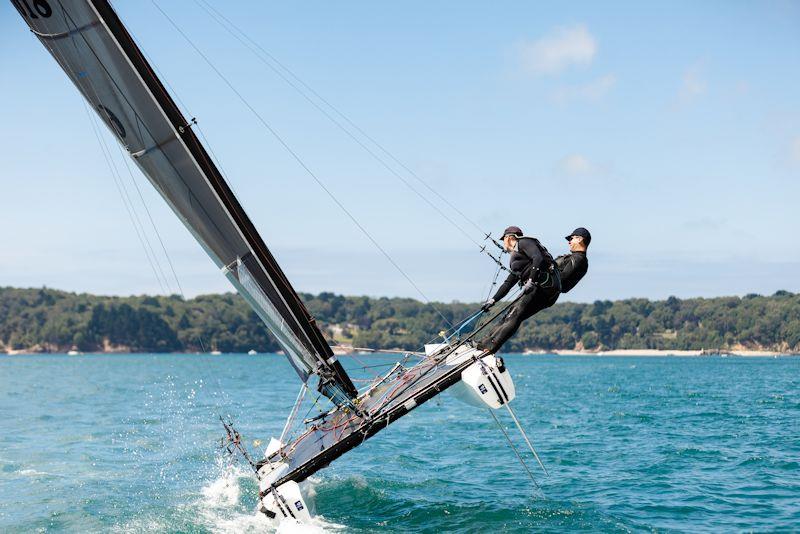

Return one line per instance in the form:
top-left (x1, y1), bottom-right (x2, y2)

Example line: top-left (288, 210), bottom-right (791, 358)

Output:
top-left (118, 49), bottom-right (218, 355)
top-left (279, 383), bottom-right (308, 444)
top-left (505, 403), bottom-right (549, 477)
top-left (114, 139), bottom-right (184, 296)
top-left (46, 4), bottom-right (215, 353)
top-left (41, 7), bottom-right (176, 296)
top-left (145, 57), bottom-right (242, 199)
top-left (192, 0), bottom-right (482, 249)
top-left (487, 409), bottom-right (540, 490)
top-left (136, 4), bottom-right (536, 448)
top-left (45, 4), bottom-right (525, 450)
top-left (338, 280), bottom-right (519, 395)
top-left (281, 284), bottom-right (523, 444)
top-left (193, 0), bottom-right (491, 242)
top-left (150, 0), bottom-right (453, 329)
top-left (81, 100), bottom-right (168, 294)
top-left (36, 12), bottom-right (170, 295)
top-left (362, 287), bottom-right (523, 415)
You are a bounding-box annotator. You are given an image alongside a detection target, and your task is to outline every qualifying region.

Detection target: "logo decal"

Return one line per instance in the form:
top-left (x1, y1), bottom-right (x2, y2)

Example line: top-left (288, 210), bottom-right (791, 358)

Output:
top-left (478, 384), bottom-right (488, 394)
top-left (295, 501), bottom-right (304, 511)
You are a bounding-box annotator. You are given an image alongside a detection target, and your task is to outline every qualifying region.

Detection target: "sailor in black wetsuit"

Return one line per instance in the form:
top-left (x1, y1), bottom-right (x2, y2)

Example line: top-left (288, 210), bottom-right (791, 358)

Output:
top-left (556, 227), bottom-right (590, 293)
top-left (477, 226), bottom-right (561, 354)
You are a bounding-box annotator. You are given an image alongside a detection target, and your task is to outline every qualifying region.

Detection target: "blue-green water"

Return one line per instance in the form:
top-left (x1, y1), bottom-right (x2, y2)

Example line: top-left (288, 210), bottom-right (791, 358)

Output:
top-left (1, 354), bottom-right (799, 532)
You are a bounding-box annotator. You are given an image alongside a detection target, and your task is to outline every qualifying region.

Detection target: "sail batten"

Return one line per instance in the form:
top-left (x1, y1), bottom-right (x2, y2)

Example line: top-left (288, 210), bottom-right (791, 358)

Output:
top-left (14, 0), bottom-right (356, 400)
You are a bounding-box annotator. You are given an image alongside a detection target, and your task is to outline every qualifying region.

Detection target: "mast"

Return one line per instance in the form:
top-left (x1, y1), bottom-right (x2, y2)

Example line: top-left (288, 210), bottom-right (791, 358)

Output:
top-left (12, 0), bottom-right (357, 401)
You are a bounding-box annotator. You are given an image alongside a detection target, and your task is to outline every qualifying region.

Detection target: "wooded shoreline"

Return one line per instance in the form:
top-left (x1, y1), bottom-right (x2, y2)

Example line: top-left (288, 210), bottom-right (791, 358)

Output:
top-left (1, 287), bottom-right (798, 355)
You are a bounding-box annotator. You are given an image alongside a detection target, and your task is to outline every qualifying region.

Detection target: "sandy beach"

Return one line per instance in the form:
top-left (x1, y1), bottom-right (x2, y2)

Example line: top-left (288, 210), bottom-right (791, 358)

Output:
top-left (547, 349), bottom-right (794, 357)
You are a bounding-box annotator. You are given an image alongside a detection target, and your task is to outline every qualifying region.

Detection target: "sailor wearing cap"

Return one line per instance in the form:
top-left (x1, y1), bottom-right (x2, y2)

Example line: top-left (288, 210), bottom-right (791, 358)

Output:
top-left (555, 227), bottom-right (591, 294)
top-left (476, 226), bottom-right (561, 355)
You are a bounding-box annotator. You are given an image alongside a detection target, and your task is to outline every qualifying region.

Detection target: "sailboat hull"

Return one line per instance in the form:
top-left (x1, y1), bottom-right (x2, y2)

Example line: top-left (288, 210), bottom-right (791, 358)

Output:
top-left (259, 480), bottom-right (311, 524)
top-left (449, 354), bottom-right (516, 409)
top-left (259, 343), bottom-right (515, 486)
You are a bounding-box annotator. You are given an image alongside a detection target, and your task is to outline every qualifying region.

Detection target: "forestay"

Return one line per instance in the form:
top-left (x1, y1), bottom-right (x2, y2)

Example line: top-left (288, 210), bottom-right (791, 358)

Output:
top-left (12, 0), bottom-right (357, 401)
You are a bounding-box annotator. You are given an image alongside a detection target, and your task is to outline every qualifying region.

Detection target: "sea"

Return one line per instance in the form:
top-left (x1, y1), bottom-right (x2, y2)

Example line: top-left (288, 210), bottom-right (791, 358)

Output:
top-left (1, 353), bottom-right (798, 533)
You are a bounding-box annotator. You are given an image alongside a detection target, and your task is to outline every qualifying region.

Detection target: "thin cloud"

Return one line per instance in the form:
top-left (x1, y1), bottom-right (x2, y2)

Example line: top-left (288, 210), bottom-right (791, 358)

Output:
top-left (557, 154), bottom-right (594, 175)
top-left (677, 61), bottom-right (707, 104)
top-left (552, 74), bottom-right (616, 103)
top-left (519, 24), bottom-right (597, 75)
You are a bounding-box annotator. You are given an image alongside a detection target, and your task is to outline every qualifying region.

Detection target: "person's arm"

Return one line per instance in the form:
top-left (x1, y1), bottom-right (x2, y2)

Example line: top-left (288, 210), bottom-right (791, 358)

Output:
top-left (490, 271), bottom-right (519, 302)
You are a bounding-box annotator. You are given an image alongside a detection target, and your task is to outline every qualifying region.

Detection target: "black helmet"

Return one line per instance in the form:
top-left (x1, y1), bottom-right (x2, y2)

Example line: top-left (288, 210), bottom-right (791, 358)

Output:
top-left (565, 227), bottom-right (591, 246)
top-left (501, 226), bottom-right (523, 238)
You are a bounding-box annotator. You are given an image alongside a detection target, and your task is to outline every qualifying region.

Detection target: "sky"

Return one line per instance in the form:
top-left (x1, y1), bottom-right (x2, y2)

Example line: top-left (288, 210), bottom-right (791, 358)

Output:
top-left (1, 1), bottom-right (799, 304)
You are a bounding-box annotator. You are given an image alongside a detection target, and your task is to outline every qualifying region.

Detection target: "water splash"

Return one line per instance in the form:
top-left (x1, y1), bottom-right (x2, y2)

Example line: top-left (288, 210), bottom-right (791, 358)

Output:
top-left (192, 457), bottom-right (345, 533)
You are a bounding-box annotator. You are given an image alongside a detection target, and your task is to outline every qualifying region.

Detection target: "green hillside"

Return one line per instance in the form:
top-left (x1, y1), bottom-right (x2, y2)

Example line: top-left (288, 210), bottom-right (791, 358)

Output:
top-left (1, 287), bottom-right (798, 353)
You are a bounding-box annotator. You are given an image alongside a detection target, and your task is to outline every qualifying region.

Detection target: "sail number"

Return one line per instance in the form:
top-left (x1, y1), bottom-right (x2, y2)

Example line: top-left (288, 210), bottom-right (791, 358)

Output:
top-left (13, 0), bottom-right (52, 19)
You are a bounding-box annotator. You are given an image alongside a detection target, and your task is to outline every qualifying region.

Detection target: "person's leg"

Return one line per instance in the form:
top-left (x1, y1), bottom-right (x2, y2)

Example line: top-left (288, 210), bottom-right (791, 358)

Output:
top-left (517, 287), bottom-right (559, 322)
top-left (478, 292), bottom-right (537, 354)
top-left (478, 287), bottom-right (560, 353)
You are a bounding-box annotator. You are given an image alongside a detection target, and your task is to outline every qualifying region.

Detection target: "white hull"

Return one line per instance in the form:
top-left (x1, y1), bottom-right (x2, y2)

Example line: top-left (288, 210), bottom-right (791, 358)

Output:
top-left (440, 344), bottom-right (516, 409)
top-left (257, 344), bottom-right (518, 524)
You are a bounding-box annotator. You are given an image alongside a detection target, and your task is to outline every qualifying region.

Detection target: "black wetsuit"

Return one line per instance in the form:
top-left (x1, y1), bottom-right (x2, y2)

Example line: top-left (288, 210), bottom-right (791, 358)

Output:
top-left (478, 237), bottom-right (561, 354)
top-left (555, 251), bottom-right (588, 293)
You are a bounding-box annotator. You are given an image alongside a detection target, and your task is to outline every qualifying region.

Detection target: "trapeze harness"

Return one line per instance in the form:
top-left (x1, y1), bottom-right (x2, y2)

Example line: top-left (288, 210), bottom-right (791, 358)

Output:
top-left (478, 237), bottom-right (561, 353)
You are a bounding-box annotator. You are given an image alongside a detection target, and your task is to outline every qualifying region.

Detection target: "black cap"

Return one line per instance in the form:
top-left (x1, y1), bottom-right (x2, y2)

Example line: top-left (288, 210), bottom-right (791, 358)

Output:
top-left (501, 226), bottom-right (523, 238)
top-left (566, 227), bottom-right (591, 245)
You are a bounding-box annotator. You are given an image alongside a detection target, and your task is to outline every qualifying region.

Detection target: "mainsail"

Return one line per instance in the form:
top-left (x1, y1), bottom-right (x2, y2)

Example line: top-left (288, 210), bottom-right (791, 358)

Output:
top-left (12, 0), bottom-right (357, 401)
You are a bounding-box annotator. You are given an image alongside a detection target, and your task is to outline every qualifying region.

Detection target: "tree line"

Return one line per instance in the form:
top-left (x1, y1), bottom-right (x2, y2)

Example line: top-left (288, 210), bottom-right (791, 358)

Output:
top-left (0, 286), bottom-right (797, 353)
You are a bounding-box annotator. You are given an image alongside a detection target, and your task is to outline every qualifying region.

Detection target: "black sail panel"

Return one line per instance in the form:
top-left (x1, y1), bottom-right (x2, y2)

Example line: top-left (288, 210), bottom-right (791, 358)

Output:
top-left (13, 0), bottom-right (357, 400)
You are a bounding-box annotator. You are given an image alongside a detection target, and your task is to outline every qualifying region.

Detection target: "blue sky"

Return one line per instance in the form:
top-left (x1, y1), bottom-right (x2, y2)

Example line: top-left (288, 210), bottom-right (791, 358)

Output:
top-left (1, 1), bottom-right (799, 303)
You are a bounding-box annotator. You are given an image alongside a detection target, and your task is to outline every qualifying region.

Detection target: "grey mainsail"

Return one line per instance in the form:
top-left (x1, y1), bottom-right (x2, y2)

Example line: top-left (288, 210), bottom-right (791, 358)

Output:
top-left (12, 0), bottom-right (357, 401)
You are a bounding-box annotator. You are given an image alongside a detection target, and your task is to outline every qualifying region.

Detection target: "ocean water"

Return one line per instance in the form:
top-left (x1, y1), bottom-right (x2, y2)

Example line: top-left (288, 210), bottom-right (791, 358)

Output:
top-left (1, 353), bottom-right (798, 533)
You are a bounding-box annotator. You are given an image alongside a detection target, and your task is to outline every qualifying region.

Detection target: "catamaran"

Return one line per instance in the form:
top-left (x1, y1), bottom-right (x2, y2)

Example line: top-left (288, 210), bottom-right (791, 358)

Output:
top-left (13, 0), bottom-right (544, 524)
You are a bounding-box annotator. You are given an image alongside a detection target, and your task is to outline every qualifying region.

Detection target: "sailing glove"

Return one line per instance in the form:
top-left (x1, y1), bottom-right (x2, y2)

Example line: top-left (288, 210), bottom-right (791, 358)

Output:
top-left (522, 279), bottom-right (536, 294)
top-left (481, 298), bottom-right (495, 312)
